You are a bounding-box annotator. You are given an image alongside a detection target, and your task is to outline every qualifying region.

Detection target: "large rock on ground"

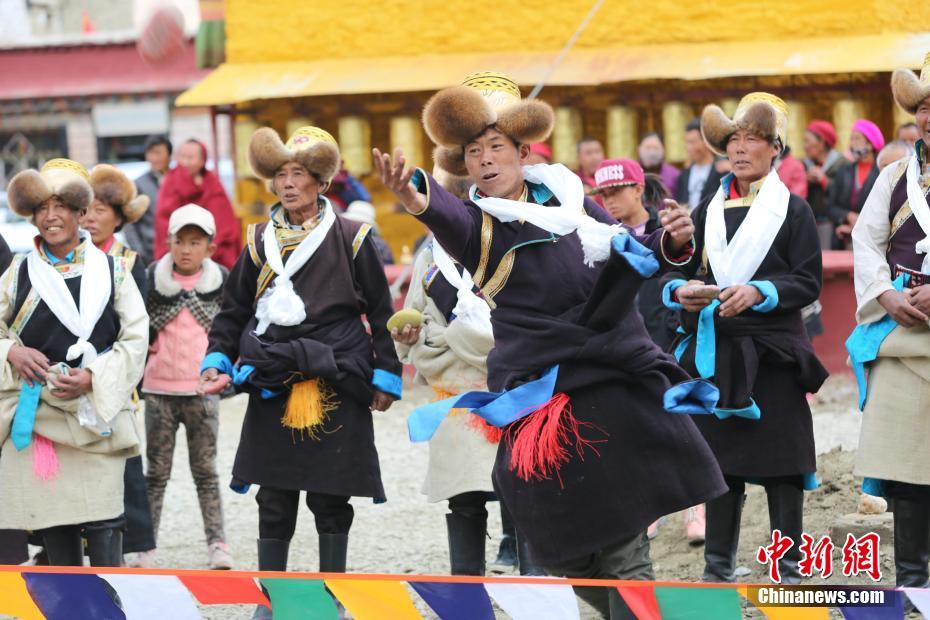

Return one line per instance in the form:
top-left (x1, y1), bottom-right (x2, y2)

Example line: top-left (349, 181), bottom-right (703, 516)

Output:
top-left (830, 512), bottom-right (893, 542)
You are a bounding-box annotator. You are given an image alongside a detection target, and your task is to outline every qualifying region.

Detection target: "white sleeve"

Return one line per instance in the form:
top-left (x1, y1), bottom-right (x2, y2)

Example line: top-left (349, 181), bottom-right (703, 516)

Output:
top-left (0, 260), bottom-right (22, 389)
top-left (86, 261), bottom-right (150, 422)
top-left (851, 162), bottom-right (898, 324)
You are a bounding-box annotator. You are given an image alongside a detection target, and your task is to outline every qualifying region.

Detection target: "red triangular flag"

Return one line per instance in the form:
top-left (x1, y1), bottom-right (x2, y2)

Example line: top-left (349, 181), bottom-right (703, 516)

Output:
top-left (618, 585), bottom-right (662, 620)
top-left (178, 575), bottom-right (269, 606)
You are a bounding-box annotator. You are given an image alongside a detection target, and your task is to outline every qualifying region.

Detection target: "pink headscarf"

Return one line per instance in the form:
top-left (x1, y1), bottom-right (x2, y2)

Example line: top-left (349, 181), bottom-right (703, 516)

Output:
top-left (852, 119), bottom-right (885, 153)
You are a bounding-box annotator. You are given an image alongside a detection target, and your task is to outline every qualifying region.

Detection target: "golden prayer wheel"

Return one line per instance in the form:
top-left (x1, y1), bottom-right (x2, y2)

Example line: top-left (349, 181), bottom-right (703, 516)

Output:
top-left (606, 106), bottom-right (637, 159)
top-left (662, 101), bottom-right (692, 163)
top-left (339, 116), bottom-right (372, 175)
top-left (390, 116), bottom-right (424, 169)
top-left (786, 100), bottom-right (810, 154)
top-left (553, 107), bottom-right (583, 170)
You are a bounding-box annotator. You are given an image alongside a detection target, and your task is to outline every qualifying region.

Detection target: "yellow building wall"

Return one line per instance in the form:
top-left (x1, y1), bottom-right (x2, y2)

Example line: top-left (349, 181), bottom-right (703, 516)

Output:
top-left (226, 0), bottom-right (929, 64)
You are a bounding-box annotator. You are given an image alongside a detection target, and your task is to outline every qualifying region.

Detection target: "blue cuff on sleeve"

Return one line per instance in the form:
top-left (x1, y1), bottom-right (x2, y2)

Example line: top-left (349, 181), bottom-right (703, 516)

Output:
top-left (749, 280), bottom-right (779, 313)
top-left (663, 379), bottom-right (719, 415)
top-left (200, 352), bottom-right (234, 376)
top-left (372, 369), bottom-right (403, 399)
top-left (611, 233), bottom-right (659, 278)
top-left (662, 279), bottom-right (688, 310)
top-left (410, 169), bottom-right (427, 193)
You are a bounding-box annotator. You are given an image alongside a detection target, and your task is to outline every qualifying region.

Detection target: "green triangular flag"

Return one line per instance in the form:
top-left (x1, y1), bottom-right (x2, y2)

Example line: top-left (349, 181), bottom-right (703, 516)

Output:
top-left (654, 585), bottom-right (742, 620)
top-left (260, 577), bottom-right (339, 620)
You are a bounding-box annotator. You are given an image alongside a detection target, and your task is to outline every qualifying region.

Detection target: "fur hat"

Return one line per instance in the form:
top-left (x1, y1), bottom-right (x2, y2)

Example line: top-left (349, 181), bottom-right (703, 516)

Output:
top-left (423, 72), bottom-right (555, 176)
top-left (7, 158), bottom-right (93, 218)
top-left (90, 164), bottom-right (150, 225)
top-left (892, 51), bottom-right (930, 115)
top-left (701, 92), bottom-right (789, 157)
top-left (248, 125), bottom-right (341, 186)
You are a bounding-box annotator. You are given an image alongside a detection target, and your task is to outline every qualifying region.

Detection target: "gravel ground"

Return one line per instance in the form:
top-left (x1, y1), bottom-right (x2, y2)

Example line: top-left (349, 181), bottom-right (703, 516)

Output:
top-left (142, 375), bottom-right (897, 619)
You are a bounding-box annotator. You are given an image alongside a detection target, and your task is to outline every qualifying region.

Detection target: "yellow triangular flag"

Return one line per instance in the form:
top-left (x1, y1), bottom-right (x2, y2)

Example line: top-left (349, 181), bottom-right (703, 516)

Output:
top-left (0, 572), bottom-right (44, 620)
top-left (324, 578), bottom-right (421, 620)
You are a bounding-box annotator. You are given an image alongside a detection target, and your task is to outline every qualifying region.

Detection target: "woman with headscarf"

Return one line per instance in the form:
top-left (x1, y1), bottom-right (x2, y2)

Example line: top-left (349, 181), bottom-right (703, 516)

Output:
top-left (154, 139), bottom-right (241, 269)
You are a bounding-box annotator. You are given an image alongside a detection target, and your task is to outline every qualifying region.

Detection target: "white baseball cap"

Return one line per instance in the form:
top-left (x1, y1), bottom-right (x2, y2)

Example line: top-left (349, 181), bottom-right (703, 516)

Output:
top-left (168, 203), bottom-right (216, 236)
top-left (342, 201), bottom-right (377, 227)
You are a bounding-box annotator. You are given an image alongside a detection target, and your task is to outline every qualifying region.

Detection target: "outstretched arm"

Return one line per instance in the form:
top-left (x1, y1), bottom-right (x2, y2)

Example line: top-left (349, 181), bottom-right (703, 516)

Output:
top-left (372, 148), bottom-right (483, 274)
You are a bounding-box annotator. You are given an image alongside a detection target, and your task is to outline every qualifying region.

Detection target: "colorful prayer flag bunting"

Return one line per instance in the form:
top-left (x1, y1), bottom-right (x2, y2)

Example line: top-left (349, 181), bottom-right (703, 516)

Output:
top-left (0, 565), bottom-right (919, 620)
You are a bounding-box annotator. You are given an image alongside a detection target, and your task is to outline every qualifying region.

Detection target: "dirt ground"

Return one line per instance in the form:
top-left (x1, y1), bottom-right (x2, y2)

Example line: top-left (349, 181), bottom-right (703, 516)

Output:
top-left (138, 374), bottom-right (906, 618)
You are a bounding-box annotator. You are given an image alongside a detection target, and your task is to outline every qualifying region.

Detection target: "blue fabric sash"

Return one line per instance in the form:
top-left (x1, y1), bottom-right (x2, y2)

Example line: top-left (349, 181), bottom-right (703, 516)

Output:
top-left (845, 273), bottom-right (908, 410)
top-left (11, 381), bottom-right (43, 451)
top-left (408, 367), bottom-right (720, 442)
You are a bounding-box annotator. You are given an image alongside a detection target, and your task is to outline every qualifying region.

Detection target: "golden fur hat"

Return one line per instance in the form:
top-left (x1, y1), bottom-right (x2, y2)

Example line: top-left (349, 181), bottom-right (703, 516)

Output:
top-left (248, 125), bottom-right (341, 185)
top-left (701, 92), bottom-right (789, 157)
top-left (7, 158), bottom-right (93, 218)
top-left (892, 51), bottom-right (930, 115)
top-left (89, 164), bottom-right (150, 225)
top-left (423, 72), bottom-right (555, 176)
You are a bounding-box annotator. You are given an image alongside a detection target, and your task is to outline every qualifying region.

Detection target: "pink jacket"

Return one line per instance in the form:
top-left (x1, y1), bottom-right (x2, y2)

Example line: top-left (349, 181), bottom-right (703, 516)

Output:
top-left (142, 257), bottom-right (225, 395)
top-left (777, 153), bottom-right (809, 199)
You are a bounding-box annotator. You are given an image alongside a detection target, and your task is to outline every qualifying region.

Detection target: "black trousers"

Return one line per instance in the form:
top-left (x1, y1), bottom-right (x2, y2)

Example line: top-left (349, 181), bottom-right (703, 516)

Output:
top-left (123, 455), bottom-right (156, 553)
top-left (885, 481), bottom-right (930, 504)
top-left (500, 499), bottom-right (515, 538)
top-left (256, 487), bottom-right (353, 540)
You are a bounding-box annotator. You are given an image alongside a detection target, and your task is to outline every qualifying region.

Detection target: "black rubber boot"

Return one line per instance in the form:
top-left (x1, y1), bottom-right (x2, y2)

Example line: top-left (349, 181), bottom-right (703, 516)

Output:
top-left (253, 539), bottom-right (290, 620)
top-left (319, 533), bottom-right (349, 573)
top-left (42, 526), bottom-right (84, 567)
top-left (703, 490), bottom-right (745, 582)
top-left (517, 536), bottom-right (546, 576)
top-left (446, 513), bottom-right (486, 575)
top-left (490, 534), bottom-right (518, 572)
top-left (894, 499), bottom-right (930, 588)
top-left (85, 527), bottom-right (124, 567)
top-left (766, 483), bottom-right (804, 585)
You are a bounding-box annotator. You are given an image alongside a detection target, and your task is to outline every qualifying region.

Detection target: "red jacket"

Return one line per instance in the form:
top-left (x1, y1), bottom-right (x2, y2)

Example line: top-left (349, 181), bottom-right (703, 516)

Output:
top-left (776, 153), bottom-right (809, 199)
top-left (154, 166), bottom-right (241, 269)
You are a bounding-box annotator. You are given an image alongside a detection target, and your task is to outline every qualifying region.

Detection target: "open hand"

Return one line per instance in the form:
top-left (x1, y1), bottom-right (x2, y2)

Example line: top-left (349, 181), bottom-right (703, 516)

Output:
top-left (372, 148), bottom-right (425, 213)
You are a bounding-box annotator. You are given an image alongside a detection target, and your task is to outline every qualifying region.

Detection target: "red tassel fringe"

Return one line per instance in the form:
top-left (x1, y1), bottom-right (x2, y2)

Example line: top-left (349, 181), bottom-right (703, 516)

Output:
top-left (466, 413), bottom-right (504, 444)
top-left (505, 393), bottom-right (604, 486)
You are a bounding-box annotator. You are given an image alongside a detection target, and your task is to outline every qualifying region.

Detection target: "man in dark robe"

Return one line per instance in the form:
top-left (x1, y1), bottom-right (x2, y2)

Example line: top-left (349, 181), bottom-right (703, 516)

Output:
top-left (199, 126), bottom-right (401, 618)
top-left (665, 93), bottom-right (827, 585)
top-left (375, 72), bottom-right (726, 618)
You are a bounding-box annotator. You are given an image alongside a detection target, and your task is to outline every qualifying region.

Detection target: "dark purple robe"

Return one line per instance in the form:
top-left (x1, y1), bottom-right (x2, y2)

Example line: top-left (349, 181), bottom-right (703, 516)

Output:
top-left (206, 212), bottom-right (401, 499)
top-left (410, 172), bottom-right (726, 565)
top-left (886, 169), bottom-right (929, 275)
top-left (670, 192), bottom-right (827, 478)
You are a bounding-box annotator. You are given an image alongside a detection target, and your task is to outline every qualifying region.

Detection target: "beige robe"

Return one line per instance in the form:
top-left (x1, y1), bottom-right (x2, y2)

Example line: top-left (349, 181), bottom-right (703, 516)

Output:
top-left (0, 254), bottom-right (149, 529)
top-left (396, 245), bottom-right (497, 503)
top-left (852, 155), bottom-right (930, 483)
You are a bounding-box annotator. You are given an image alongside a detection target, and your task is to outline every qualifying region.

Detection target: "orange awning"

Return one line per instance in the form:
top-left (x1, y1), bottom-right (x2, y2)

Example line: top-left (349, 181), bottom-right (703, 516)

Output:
top-left (177, 31), bottom-right (930, 107)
